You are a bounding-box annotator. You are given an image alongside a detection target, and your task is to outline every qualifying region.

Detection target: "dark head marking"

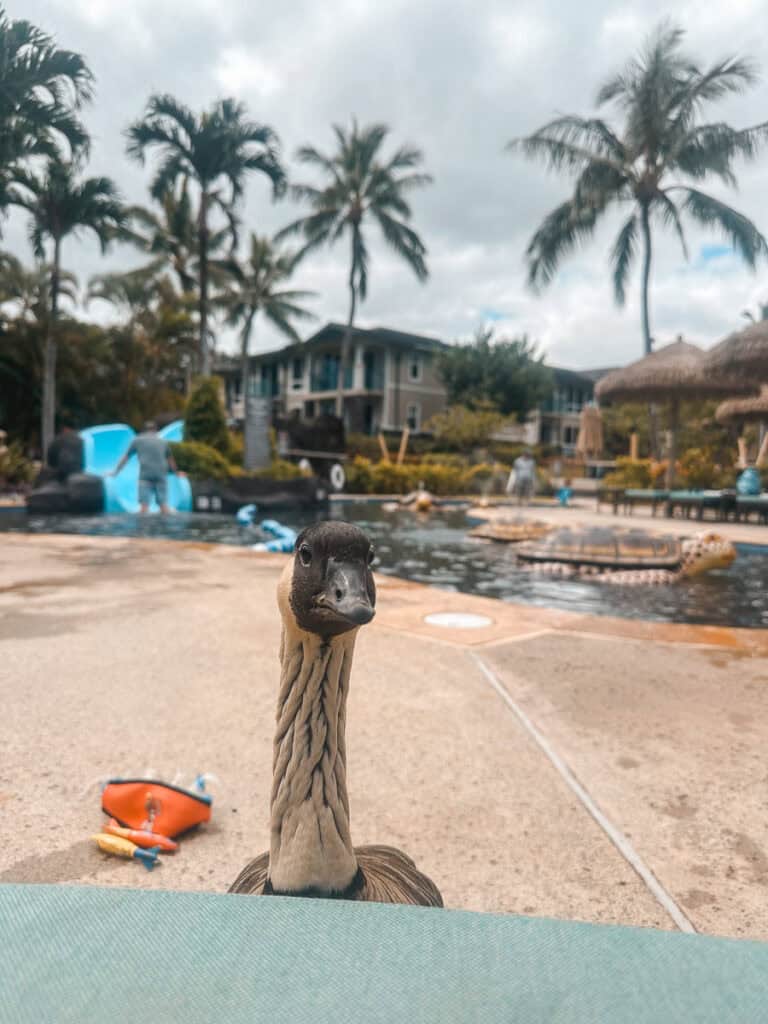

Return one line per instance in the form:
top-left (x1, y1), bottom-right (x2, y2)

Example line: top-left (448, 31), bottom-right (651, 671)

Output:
top-left (289, 521), bottom-right (376, 639)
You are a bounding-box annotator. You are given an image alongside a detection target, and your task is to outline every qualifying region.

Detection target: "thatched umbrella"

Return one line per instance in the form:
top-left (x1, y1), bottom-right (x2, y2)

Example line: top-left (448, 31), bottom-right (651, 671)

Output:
top-left (704, 321), bottom-right (768, 380)
top-left (716, 385), bottom-right (768, 466)
top-left (575, 404), bottom-right (603, 458)
top-left (596, 337), bottom-right (757, 487)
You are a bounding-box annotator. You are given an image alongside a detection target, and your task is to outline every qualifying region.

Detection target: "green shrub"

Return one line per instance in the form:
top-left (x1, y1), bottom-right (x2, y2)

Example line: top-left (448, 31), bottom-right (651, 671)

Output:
top-left (251, 459), bottom-right (304, 481)
top-left (370, 461), bottom-right (419, 494)
top-left (602, 457), bottom-right (654, 489)
top-left (0, 441), bottom-right (35, 486)
top-left (462, 462), bottom-right (511, 495)
top-left (184, 377), bottom-right (230, 457)
top-left (345, 455), bottom-right (375, 492)
top-left (170, 441), bottom-right (231, 480)
top-left (417, 463), bottom-right (465, 495)
top-left (228, 430), bottom-right (244, 466)
top-left (418, 452), bottom-right (467, 469)
top-left (426, 404), bottom-right (505, 451)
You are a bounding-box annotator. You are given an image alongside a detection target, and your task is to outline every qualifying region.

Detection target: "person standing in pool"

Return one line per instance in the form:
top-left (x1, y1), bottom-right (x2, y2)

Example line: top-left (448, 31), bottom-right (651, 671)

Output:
top-left (111, 421), bottom-right (183, 514)
top-left (508, 449), bottom-right (536, 505)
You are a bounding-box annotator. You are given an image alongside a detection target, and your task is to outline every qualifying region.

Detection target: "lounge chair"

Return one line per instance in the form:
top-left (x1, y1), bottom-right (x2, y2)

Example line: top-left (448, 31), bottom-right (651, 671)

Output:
top-left (666, 490), bottom-right (736, 522)
top-left (735, 493), bottom-right (768, 524)
top-left (621, 489), bottom-right (669, 516)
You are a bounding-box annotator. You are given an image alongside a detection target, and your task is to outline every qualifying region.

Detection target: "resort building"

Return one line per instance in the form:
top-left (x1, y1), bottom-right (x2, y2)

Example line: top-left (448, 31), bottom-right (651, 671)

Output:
top-left (218, 321), bottom-right (600, 452)
top-left (218, 322), bottom-right (449, 435)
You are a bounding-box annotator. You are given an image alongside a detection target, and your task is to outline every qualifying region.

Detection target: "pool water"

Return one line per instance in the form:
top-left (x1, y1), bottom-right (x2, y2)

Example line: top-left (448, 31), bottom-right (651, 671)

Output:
top-left (3, 503), bottom-right (767, 629)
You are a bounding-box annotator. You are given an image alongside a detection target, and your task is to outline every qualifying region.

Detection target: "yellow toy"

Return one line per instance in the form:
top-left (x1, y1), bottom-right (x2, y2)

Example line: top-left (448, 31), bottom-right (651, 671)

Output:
top-left (92, 832), bottom-right (160, 870)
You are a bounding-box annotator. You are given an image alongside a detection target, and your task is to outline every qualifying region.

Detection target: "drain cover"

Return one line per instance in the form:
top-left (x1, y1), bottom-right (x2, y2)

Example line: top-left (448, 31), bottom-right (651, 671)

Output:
top-left (424, 612), bottom-right (493, 629)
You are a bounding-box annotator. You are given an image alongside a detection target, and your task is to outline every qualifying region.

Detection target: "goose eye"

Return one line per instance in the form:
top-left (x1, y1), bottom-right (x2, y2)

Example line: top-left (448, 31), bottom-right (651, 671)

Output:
top-left (298, 544), bottom-right (312, 566)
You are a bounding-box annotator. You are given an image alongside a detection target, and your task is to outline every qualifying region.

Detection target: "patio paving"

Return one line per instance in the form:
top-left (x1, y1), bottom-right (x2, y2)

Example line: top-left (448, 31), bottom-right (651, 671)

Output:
top-left (1, 533), bottom-right (766, 939)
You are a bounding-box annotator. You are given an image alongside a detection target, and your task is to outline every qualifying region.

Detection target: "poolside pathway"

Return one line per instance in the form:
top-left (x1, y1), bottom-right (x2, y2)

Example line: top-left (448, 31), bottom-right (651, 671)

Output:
top-left (1, 534), bottom-right (766, 940)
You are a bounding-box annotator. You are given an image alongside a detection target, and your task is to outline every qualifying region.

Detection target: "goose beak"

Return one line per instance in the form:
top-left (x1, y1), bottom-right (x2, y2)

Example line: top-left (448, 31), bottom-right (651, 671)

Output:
top-left (317, 560), bottom-right (375, 627)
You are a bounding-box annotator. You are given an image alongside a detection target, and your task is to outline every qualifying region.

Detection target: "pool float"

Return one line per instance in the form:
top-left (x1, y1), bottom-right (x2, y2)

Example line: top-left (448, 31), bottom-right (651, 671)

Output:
top-left (515, 527), bottom-right (736, 584)
top-left (103, 818), bottom-right (178, 852)
top-left (237, 505), bottom-right (297, 552)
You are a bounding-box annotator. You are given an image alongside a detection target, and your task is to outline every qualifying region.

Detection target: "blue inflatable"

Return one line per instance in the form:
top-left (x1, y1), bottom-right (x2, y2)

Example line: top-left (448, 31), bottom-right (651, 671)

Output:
top-left (79, 420), bottom-right (192, 514)
top-left (236, 505), bottom-right (296, 552)
top-left (736, 467), bottom-right (762, 496)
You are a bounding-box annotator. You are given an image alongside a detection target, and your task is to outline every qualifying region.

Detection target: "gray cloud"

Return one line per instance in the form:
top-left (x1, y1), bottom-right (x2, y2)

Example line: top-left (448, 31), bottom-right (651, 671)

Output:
top-left (8, 0), bottom-right (768, 368)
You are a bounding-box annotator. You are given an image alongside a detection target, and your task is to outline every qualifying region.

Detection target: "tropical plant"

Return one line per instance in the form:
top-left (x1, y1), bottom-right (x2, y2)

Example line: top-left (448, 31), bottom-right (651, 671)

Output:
top-left (511, 22), bottom-right (768, 355)
top-left (437, 327), bottom-right (552, 419)
top-left (126, 95), bottom-right (286, 375)
top-left (184, 375), bottom-right (230, 456)
top-left (0, 253), bottom-right (78, 323)
top-left (12, 158), bottom-right (124, 452)
top-left (277, 120), bottom-right (432, 414)
top-left (215, 233), bottom-right (315, 425)
top-left (168, 440), bottom-right (231, 480)
top-left (122, 178), bottom-right (232, 298)
top-left (0, 7), bottom-right (92, 213)
top-left (425, 404), bottom-right (506, 451)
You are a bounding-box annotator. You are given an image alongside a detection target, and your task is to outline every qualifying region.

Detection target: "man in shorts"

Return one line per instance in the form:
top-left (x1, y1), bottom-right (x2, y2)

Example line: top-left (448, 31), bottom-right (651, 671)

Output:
top-left (112, 421), bottom-right (182, 514)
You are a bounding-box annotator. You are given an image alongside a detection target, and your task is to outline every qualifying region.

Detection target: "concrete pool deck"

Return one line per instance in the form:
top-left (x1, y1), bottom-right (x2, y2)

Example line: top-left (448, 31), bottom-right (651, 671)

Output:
top-left (1, 532), bottom-right (767, 940)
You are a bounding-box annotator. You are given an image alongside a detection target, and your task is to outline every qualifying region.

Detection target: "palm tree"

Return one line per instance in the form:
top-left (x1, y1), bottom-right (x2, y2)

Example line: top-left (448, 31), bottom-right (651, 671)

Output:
top-left (277, 120), bottom-right (432, 417)
top-left (0, 253), bottom-right (78, 324)
top-left (122, 179), bottom-right (231, 296)
top-left (0, 8), bottom-right (92, 209)
top-left (126, 95), bottom-right (286, 375)
top-left (12, 159), bottom-right (124, 452)
top-left (215, 234), bottom-right (316, 426)
top-left (511, 23), bottom-right (768, 356)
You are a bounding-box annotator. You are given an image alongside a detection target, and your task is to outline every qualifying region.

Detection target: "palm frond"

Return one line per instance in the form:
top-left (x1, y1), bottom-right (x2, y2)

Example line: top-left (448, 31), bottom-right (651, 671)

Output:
top-left (653, 190), bottom-right (688, 259)
top-left (678, 187), bottom-right (768, 268)
top-left (610, 213), bottom-right (637, 304)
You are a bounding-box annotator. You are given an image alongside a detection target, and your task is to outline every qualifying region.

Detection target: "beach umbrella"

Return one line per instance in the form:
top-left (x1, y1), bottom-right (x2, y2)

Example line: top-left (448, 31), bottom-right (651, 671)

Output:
top-left (596, 337), bottom-right (757, 487)
top-left (716, 385), bottom-right (768, 466)
top-left (575, 404), bottom-right (603, 458)
top-left (703, 321), bottom-right (768, 380)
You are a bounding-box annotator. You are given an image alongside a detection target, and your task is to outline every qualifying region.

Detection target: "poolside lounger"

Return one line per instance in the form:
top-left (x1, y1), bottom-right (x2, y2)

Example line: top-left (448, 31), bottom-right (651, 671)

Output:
top-left (666, 490), bottom-right (736, 522)
top-left (621, 489), bottom-right (669, 516)
top-left (736, 493), bottom-right (768, 524)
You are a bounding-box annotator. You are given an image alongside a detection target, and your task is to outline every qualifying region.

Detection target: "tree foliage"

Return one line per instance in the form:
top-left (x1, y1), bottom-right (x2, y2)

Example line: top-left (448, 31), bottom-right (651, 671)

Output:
top-left (425, 404), bottom-right (505, 450)
top-left (436, 328), bottom-right (552, 420)
top-left (277, 120), bottom-right (432, 407)
top-left (183, 376), bottom-right (230, 456)
top-left (511, 22), bottom-right (768, 353)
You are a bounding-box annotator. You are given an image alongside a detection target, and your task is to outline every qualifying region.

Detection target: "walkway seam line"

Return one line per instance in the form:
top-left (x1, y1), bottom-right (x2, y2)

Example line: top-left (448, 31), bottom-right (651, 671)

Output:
top-left (469, 651), bottom-right (696, 935)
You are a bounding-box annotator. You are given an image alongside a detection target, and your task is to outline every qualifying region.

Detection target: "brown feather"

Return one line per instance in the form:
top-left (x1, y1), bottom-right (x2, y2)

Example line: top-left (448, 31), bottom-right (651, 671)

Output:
top-left (229, 846), bottom-right (442, 907)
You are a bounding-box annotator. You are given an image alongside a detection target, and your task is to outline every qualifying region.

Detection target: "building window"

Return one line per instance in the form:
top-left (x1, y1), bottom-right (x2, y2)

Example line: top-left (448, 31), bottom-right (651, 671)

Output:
top-left (291, 357), bottom-right (303, 389)
top-left (406, 403), bottom-right (421, 431)
top-left (408, 353), bottom-right (422, 382)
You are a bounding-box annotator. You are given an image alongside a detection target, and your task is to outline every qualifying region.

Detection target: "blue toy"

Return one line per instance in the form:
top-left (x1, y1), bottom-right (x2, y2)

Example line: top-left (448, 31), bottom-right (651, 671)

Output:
top-left (236, 506), bottom-right (297, 553)
top-left (556, 486), bottom-right (572, 507)
top-left (736, 467), bottom-right (761, 496)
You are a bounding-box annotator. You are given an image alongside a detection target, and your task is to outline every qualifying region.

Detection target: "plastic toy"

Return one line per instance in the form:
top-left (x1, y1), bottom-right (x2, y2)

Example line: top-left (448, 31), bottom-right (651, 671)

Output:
top-left (101, 776), bottom-right (212, 838)
top-left (103, 818), bottom-right (178, 852)
top-left (92, 832), bottom-right (160, 870)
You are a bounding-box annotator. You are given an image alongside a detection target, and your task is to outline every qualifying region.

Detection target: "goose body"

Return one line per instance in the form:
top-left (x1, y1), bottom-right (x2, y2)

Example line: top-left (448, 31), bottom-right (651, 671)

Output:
top-left (229, 521), bottom-right (442, 908)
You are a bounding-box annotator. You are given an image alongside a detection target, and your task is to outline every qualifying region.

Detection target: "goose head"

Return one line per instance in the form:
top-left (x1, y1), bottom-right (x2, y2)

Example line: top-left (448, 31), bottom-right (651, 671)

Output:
top-left (279, 521), bottom-right (376, 639)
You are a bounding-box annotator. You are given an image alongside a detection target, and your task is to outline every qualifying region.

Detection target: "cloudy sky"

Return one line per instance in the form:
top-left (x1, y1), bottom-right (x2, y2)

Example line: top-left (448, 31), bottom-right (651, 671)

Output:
top-left (9, 0), bottom-right (768, 369)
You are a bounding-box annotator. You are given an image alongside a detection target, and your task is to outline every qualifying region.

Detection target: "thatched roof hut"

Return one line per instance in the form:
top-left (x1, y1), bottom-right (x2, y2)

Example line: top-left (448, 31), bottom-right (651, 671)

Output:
top-left (595, 338), bottom-right (756, 404)
top-left (703, 322), bottom-right (768, 379)
top-left (596, 337), bottom-right (756, 487)
top-left (715, 385), bottom-right (768, 425)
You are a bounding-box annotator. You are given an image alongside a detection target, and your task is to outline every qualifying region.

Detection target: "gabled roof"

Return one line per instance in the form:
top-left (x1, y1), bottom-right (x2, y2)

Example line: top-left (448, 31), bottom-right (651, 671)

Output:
top-left (302, 322), bottom-right (447, 353)
top-left (549, 366), bottom-right (596, 390)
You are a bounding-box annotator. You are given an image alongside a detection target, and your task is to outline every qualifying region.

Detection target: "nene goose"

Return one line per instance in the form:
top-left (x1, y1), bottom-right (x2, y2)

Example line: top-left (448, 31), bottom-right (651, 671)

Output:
top-left (229, 521), bottom-right (442, 907)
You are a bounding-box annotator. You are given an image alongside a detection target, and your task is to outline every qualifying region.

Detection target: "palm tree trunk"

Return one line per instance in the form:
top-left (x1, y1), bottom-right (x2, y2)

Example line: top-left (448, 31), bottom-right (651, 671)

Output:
top-left (41, 237), bottom-right (61, 457)
top-left (199, 190), bottom-right (210, 376)
top-left (639, 200), bottom-right (660, 460)
top-left (337, 268), bottom-right (357, 420)
top-left (666, 398), bottom-right (680, 490)
top-left (240, 310), bottom-right (255, 445)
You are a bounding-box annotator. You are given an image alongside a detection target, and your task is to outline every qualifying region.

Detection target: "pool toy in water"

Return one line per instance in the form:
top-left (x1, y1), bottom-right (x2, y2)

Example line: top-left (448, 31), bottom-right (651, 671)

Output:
top-left (103, 818), bottom-right (178, 852)
top-left (236, 507), bottom-right (297, 552)
top-left (92, 832), bottom-right (160, 870)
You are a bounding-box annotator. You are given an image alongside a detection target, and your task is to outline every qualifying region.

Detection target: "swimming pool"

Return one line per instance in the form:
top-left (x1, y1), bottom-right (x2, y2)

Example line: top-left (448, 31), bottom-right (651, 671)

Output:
top-left (2, 502), bottom-right (767, 628)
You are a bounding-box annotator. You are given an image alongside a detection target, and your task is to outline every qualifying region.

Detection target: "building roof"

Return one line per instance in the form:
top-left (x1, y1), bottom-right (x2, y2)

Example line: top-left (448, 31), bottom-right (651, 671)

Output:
top-left (549, 366), bottom-right (596, 390)
top-left (215, 322), bottom-right (448, 370)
